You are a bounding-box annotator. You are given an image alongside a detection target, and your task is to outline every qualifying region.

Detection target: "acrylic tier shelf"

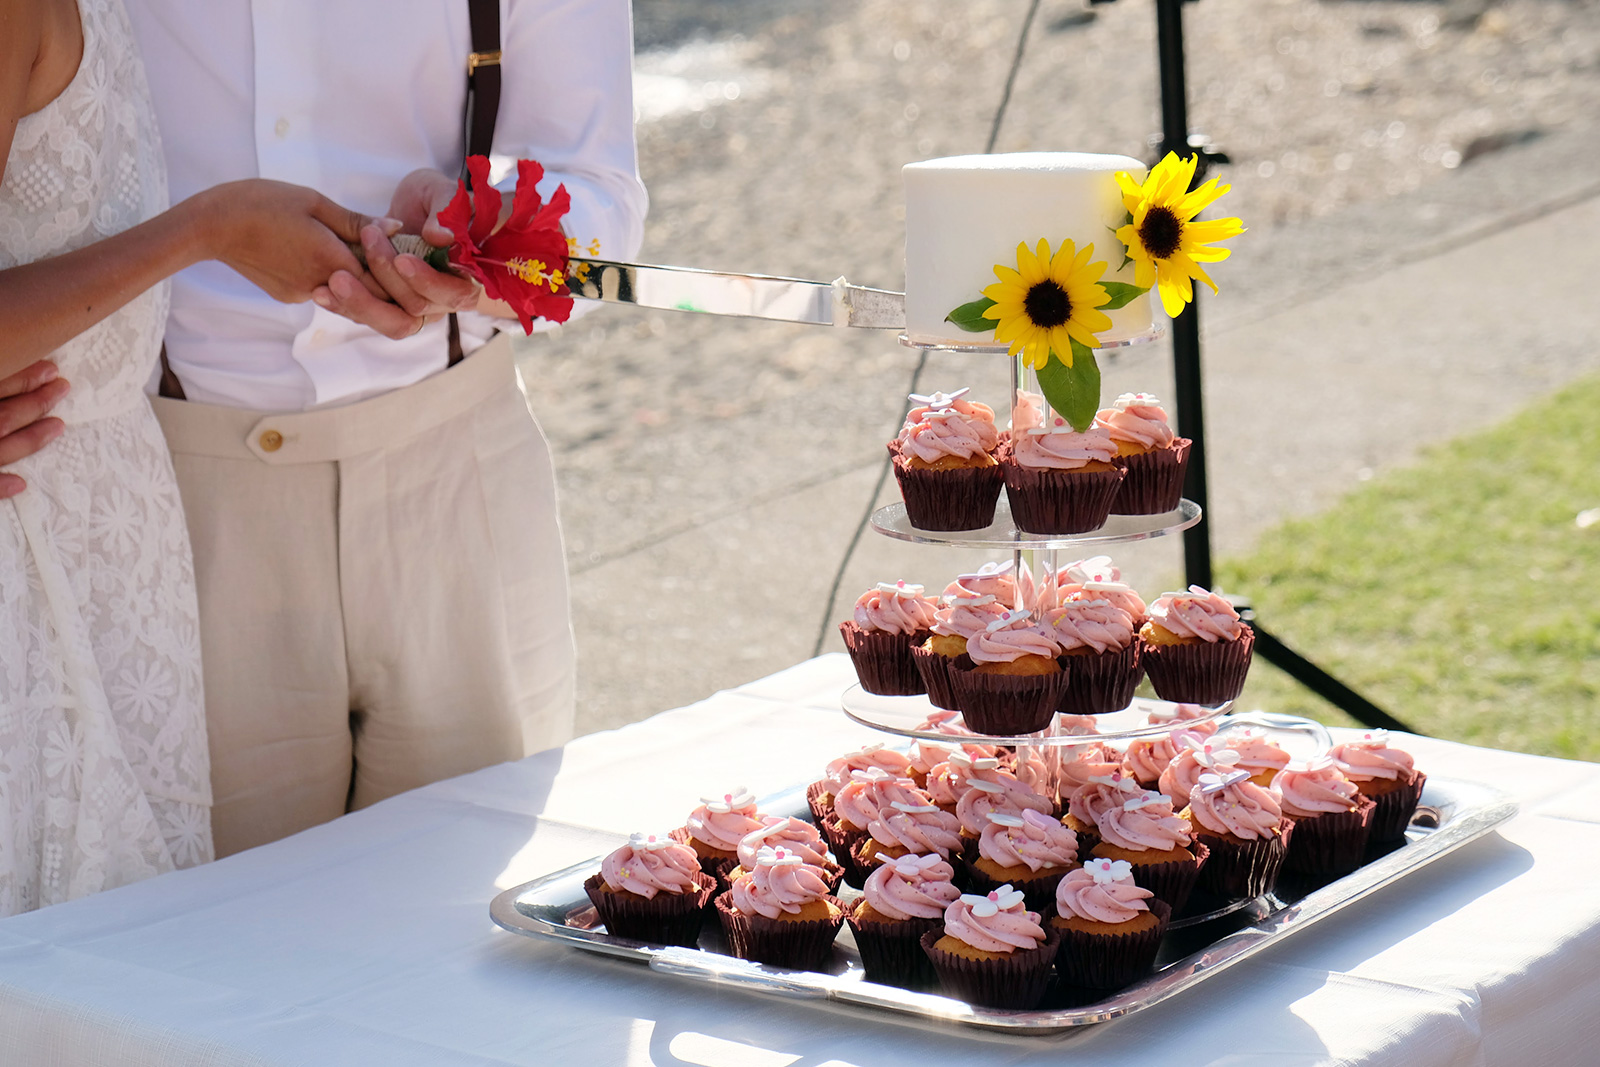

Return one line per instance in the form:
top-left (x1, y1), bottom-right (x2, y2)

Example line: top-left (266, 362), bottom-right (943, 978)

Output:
top-left (870, 498), bottom-right (1201, 549)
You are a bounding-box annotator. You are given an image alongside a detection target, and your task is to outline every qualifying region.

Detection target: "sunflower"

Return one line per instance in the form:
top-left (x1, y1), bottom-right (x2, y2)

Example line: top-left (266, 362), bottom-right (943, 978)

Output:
top-left (1115, 152), bottom-right (1244, 318)
top-left (981, 238), bottom-right (1113, 370)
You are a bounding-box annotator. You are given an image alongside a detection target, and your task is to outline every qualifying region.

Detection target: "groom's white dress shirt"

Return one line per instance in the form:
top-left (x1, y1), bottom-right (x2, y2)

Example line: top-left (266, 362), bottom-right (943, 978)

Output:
top-left (128, 0), bottom-right (648, 410)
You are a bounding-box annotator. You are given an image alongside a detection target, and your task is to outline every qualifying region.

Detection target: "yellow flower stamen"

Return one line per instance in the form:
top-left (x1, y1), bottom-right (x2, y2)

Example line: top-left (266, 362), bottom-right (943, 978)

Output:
top-left (979, 238), bottom-right (1112, 370)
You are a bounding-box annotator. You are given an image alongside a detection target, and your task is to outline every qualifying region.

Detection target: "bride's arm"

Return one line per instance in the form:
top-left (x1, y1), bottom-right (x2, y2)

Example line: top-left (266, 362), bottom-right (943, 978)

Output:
top-left (0, 5), bottom-right (385, 380)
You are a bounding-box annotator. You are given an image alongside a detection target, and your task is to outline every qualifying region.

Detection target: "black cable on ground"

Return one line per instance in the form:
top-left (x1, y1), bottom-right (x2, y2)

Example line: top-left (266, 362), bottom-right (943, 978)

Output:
top-left (810, 0), bottom-right (1044, 657)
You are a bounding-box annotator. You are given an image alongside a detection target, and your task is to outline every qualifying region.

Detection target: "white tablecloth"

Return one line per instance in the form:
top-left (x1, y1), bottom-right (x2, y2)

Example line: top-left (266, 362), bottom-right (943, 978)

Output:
top-left (2, 654), bottom-right (1598, 1066)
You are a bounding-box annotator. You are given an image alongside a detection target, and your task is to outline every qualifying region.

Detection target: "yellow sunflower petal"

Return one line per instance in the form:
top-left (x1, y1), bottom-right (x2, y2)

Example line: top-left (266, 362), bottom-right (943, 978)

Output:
top-left (1131, 259), bottom-right (1157, 289)
top-left (1176, 178), bottom-right (1231, 219)
top-left (1013, 240), bottom-right (1039, 279)
top-left (1048, 239), bottom-right (1078, 278)
top-left (1066, 320), bottom-right (1103, 351)
top-left (1076, 304), bottom-right (1113, 335)
top-left (1183, 217), bottom-right (1244, 244)
top-left (1115, 222), bottom-right (1143, 255)
top-left (990, 264), bottom-right (1023, 287)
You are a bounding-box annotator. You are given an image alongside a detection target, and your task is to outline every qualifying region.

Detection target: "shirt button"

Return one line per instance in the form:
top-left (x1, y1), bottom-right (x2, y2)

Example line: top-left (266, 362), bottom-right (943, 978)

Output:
top-left (259, 430), bottom-right (284, 452)
top-left (274, 117), bottom-right (290, 138)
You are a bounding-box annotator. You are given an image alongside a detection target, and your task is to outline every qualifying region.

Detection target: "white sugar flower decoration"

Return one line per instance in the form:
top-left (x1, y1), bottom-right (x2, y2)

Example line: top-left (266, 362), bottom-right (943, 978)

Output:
top-left (628, 832), bottom-right (674, 851)
top-left (1195, 769), bottom-right (1251, 796)
top-left (1086, 857), bottom-right (1135, 884)
top-left (756, 845), bottom-right (802, 867)
top-left (701, 788), bottom-right (755, 813)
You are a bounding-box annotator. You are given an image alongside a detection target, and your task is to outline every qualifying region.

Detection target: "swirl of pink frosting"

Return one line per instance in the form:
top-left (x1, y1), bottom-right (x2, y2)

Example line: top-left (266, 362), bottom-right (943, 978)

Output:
top-left (1188, 772), bottom-right (1285, 840)
top-left (931, 593), bottom-right (1010, 639)
top-left (979, 810), bottom-right (1079, 871)
top-left (957, 773), bottom-right (1054, 834)
top-left (866, 802), bottom-right (964, 858)
top-left (966, 610), bottom-right (1060, 664)
top-left (685, 790), bottom-right (765, 851)
top-left (1147, 586), bottom-right (1243, 642)
top-left (1011, 390), bottom-right (1047, 433)
top-left (1047, 598), bottom-right (1136, 654)
top-left (913, 711), bottom-right (1002, 759)
top-left (1274, 758), bottom-right (1362, 817)
top-left (820, 746), bottom-right (914, 796)
top-left (897, 403), bottom-right (999, 463)
top-left (1069, 580), bottom-right (1147, 622)
top-left (1011, 424), bottom-right (1119, 470)
top-left (1330, 732), bottom-right (1416, 783)
top-left (862, 854), bottom-right (961, 920)
top-left (601, 834), bottom-right (704, 898)
top-left (1011, 748), bottom-right (1053, 800)
top-left (942, 889), bottom-right (1046, 953)
top-left (1067, 772), bottom-right (1143, 829)
top-left (853, 581), bottom-right (938, 635)
top-left (736, 817), bottom-right (832, 870)
top-left (1123, 727), bottom-right (1209, 784)
top-left (730, 854), bottom-right (832, 919)
top-left (1055, 860), bottom-right (1154, 924)
top-left (1056, 743), bottom-right (1124, 794)
top-left (1096, 791), bottom-right (1194, 852)
top-left (901, 390), bottom-right (1000, 450)
top-left (834, 772), bottom-right (931, 832)
top-left (926, 760), bottom-right (969, 807)
top-left (944, 561), bottom-right (1018, 604)
top-left (1056, 556), bottom-right (1121, 593)
top-left (1095, 392), bottom-right (1177, 450)
top-left (1158, 740), bottom-right (1241, 808)
top-left (1218, 729), bottom-right (1292, 777)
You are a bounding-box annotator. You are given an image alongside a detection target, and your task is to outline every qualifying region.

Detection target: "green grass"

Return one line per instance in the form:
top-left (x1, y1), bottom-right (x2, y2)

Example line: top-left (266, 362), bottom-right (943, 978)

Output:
top-left (1215, 375), bottom-right (1600, 761)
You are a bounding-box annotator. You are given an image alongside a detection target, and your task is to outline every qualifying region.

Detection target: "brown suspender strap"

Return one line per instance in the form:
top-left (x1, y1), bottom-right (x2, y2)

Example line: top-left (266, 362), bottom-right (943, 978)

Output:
top-left (449, 0), bottom-right (504, 367)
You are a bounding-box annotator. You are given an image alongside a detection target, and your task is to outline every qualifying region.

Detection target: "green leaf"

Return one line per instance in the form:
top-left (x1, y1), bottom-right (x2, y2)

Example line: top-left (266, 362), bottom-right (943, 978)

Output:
top-left (945, 297), bottom-right (997, 333)
top-left (1099, 281), bottom-right (1148, 310)
top-left (1034, 340), bottom-right (1101, 432)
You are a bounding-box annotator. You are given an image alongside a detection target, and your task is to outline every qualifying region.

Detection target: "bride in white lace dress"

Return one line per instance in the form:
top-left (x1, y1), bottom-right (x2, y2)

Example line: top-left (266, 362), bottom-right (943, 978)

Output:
top-left (0, 0), bottom-right (381, 914)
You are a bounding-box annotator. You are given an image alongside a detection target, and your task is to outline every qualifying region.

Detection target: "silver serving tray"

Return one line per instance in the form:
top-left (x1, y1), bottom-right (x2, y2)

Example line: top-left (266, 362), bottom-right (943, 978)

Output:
top-left (491, 777), bottom-right (1515, 1035)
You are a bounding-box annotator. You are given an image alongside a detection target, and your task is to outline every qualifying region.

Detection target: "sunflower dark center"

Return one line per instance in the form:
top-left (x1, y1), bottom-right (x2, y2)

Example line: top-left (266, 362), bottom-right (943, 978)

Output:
top-left (1023, 280), bottom-right (1072, 328)
top-left (1139, 206), bottom-right (1183, 260)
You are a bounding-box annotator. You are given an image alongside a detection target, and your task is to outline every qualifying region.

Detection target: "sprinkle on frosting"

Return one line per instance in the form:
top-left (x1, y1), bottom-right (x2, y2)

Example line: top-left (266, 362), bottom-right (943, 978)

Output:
top-left (1147, 585), bottom-right (1243, 643)
top-left (942, 886), bottom-right (1046, 954)
top-left (1188, 773), bottom-right (1285, 840)
top-left (861, 853), bottom-right (959, 921)
top-left (978, 808), bottom-right (1079, 871)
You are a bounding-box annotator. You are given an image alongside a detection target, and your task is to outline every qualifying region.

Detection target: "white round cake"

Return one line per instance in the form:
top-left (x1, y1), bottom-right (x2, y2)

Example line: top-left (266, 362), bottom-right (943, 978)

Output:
top-left (903, 152), bottom-right (1154, 348)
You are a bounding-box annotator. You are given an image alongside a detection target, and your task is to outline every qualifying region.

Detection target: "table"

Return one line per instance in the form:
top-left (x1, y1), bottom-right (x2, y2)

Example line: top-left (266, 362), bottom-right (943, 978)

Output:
top-left (2, 654), bottom-right (1597, 1066)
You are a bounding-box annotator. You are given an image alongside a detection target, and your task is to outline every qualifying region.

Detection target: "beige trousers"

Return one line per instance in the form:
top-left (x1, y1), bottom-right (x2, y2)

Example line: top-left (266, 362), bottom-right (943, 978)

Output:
top-left (152, 337), bottom-right (575, 857)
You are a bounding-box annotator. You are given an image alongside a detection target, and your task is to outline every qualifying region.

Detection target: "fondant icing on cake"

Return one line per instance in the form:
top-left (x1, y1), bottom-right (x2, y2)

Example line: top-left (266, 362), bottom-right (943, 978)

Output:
top-left (903, 153), bottom-right (1154, 348)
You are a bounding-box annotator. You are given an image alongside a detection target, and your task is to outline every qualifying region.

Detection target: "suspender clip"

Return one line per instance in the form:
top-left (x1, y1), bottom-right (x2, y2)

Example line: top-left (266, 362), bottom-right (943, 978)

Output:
top-left (468, 50), bottom-right (502, 73)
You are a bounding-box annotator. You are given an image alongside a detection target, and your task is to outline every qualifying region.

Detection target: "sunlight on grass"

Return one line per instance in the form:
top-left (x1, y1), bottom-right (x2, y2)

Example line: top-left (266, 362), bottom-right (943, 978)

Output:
top-left (1218, 375), bottom-right (1600, 760)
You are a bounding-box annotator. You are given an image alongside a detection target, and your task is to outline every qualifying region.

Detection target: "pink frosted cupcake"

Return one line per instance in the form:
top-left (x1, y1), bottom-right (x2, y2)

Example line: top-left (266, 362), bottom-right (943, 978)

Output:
top-left (847, 853), bottom-right (962, 986)
top-left (1329, 731), bottom-right (1426, 842)
top-left (1183, 769), bottom-right (1294, 899)
top-left (912, 590), bottom-right (1009, 709)
top-left (1139, 586), bottom-right (1255, 704)
top-left (1062, 770), bottom-right (1143, 855)
top-left (730, 816), bottom-right (843, 894)
top-left (840, 580), bottom-right (939, 695)
top-left (1002, 414), bottom-right (1126, 535)
top-left (891, 388), bottom-right (1004, 531)
top-left (1050, 858), bottom-right (1171, 990)
top-left (716, 845), bottom-right (845, 969)
top-left (1067, 580), bottom-right (1148, 627)
top-left (943, 560), bottom-right (1021, 605)
top-left (807, 744), bottom-right (914, 823)
top-left (825, 769), bottom-right (931, 879)
top-left (921, 886), bottom-right (1060, 1009)
top-left (1123, 722), bottom-right (1213, 790)
top-left (950, 752), bottom-right (1054, 840)
top-left (1274, 757), bottom-right (1375, 876)
top-left (1044, 596), bottom-right (1144, 716)
top-left (1090, 789), bottom-right (1209, 914)
top-left (673, 788), bottom-right (766, 879)
top-left (946, 609), bottom-right (1067, 735)
top-left (962, 809), bottom-right (1080, 909)
top-left (1217, 728), bottom-right (1292, 786)
top-left (1095, 392), bottom-right (1192, 514)
top-left (853, 798), bottom-right (965, 876)
top-left (1158, 736), bottom-right (1242, 810)
top-left (584, 832), bottom-right (717, 947)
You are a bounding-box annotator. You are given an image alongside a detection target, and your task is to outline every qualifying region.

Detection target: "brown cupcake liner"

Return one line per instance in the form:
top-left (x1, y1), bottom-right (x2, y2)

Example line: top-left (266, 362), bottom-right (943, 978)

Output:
top-left (1001, 458), bottom-right (1126, 535)
top-left (1140, 624), bottom-right (1256, 706)
top-left (806, 780), bottom-right (833, 824)
top-left (910, 644), bottom-right (960, 710)
top-left (847, 902), bottom-right (944, 987)
top-left (1195, 820), bottom-right (1294, 899)
top-left (1056, 641), bottom-right (1144, 716)
top-left (1111, 438), bottom-right (1191, 515)
top-left (1365, 772), bottom-right (1427, 842)
top-left (920, 926), bottom-right (1062, 1010)
top-left (1060, 815), bottom-right (1100, 858)
top-left (820, 812), bottom-right (870, 865)
top-left (892, 449), bottom-right (1004, 532)
top-left (583, 871), bottom-right (716, 948)
top-left (1052, 899), bottom-right (1171, 990)
top-left (945, 658), bottom-right (1068, 736)
top-left (958, 848), bottom-right (1074, 913)
top-left (714, 892), bottom-right (846, 970)
top-left (1093, 840), bottom-right (1209, 915)
top-left (1285, 797), bottom-right (1375, 876)
top-left (840, 622), bottom-right (929, 696)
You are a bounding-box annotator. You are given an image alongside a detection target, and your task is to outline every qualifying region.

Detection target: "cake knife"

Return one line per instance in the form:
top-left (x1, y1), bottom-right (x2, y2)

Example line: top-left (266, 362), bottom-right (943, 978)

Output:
top-left (565, 258), bottom-right (906, 329)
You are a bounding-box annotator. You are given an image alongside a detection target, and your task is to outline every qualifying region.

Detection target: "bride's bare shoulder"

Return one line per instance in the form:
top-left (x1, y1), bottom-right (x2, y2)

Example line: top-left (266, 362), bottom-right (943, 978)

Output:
top-left (2, 0), bottom-right (84, 130)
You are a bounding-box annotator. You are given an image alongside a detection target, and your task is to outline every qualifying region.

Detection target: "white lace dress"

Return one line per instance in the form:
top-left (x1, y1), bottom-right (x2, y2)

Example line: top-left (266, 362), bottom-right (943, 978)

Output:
top-left (0, 0), bottom-right (211, 916)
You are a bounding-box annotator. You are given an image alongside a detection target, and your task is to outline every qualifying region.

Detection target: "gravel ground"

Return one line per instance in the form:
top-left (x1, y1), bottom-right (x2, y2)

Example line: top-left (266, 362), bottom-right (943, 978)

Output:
top-left (513, 0), bottom-right (1600, 733)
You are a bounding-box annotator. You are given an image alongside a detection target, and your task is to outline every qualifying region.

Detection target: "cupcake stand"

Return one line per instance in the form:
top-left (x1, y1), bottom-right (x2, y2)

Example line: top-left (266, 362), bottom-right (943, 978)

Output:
top-left (492, 329), bottom-right (1519, 1033)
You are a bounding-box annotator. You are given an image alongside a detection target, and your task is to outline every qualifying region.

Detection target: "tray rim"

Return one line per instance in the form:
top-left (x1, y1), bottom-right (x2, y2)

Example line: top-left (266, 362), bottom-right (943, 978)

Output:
top-left (490, 775), bottom-right (1517, 1035)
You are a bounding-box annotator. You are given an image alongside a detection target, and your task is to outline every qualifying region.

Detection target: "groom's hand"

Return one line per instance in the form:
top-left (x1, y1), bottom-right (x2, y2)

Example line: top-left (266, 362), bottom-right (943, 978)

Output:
top-left (313, 169), bottom-right (479, 341)
top-left (0, 361), bottom-right (69, 498)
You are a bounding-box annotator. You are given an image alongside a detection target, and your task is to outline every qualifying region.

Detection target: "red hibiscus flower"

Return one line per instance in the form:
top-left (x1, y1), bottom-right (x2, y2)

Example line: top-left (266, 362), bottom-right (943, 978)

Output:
top-left (437, 155), bottom-right (575, 334)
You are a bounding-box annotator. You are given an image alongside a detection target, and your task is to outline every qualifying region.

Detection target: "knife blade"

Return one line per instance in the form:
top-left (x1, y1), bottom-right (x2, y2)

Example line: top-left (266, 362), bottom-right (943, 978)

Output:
top-left (566, 258), bottom-right (905, 329)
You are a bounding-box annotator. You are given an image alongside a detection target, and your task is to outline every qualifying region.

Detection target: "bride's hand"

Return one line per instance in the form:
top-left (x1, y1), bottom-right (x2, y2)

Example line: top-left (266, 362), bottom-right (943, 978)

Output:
top-left (190, 180), bottom-right (386, 306)
top-left (311, 168), bottom-right (480, 341)
top-left (0, 361), bottom-right (69, 498)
